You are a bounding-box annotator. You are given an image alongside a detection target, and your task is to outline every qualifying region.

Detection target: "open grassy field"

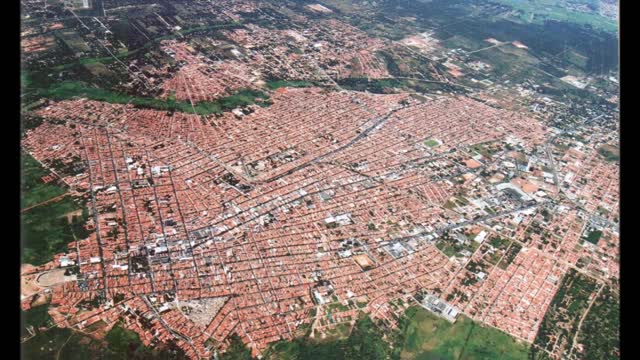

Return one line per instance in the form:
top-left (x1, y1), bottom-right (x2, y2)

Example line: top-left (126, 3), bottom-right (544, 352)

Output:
top-left (21, 153), bottom-right (68, 209)
top-left (21, 195), bottom-right (89, 266)
top-left (257, 306), bottom-right (528, 360)
top-left (397, 306), bottom-right (529, 360)
top-left (21, 152), bottom-right (90, 266)
top-left (260, 315), bottom-right (393, 360)
top-left (488, 0), bottom-right (617, 33)
top-left (585, 230), bottom-right (603, 244)
top-left (424, 139), bottom-right (440, 148)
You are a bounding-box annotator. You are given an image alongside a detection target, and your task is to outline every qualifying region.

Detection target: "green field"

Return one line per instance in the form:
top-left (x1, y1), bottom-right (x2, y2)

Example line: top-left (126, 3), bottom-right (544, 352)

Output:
top-left (585, 230), bottom-right (603, 244)
top-left (424, 139), bottom-right (440, 148)
top-left (597, 146), bottom-right (620, 162)
top-left (25, 80), bottom-right (270, 116)
top-left (262, 316), bottom-right (392, 360)
top-left (21, 146), bottom-right (89, 268)
top-left (266, 80), bottom-right (316, 90)
top-left (21, 153), bottom-right (68, 209)
top-left (248, 306), bottom-right (528, 360)
top-left (21, 195), bottom-right (89, 266)
top-left (337, 77), bottom-right (459, 95)
top-left (397, 307), bottom-right (529, 360)
top-left (488, 0), bottom-right (617, 33)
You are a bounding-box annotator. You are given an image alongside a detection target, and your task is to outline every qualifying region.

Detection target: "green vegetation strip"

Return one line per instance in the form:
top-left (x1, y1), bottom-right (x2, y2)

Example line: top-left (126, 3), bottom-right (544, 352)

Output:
top-left (266, 80), bottom-right (317, 90)
top-left (28, 81), bottom-right (270, 116)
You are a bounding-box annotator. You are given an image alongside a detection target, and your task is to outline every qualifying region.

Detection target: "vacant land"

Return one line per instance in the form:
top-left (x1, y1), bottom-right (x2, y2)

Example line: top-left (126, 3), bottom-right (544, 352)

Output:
top-left (21, 196), bottom-right (89, 266)
top-left (259, 307), bottom-right (528, 360)
top-left (385, 0), bottom-right (618, 74)
top-left (597, 145), bottom-right (619, 162)
top-left (21, 305), bottom-right (54, 339)
top-left (260, 316), bottom-right (393, 360)
top-left (397, 306), bottom-right (529, 360)
top-left (488, 0), bottom-right (617, 33)
top-left (21, 153), bottom-right (67, 209)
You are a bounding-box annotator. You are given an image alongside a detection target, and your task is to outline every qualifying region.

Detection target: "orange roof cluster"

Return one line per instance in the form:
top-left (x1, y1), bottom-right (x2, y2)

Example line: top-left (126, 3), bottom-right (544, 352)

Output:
top-left (21, 84), bottom-right (617, 358)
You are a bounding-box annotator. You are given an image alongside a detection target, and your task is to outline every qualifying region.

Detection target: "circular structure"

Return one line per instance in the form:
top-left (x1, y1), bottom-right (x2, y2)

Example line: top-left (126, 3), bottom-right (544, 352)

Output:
top-left (35, 268), bottom-right (73, 287)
